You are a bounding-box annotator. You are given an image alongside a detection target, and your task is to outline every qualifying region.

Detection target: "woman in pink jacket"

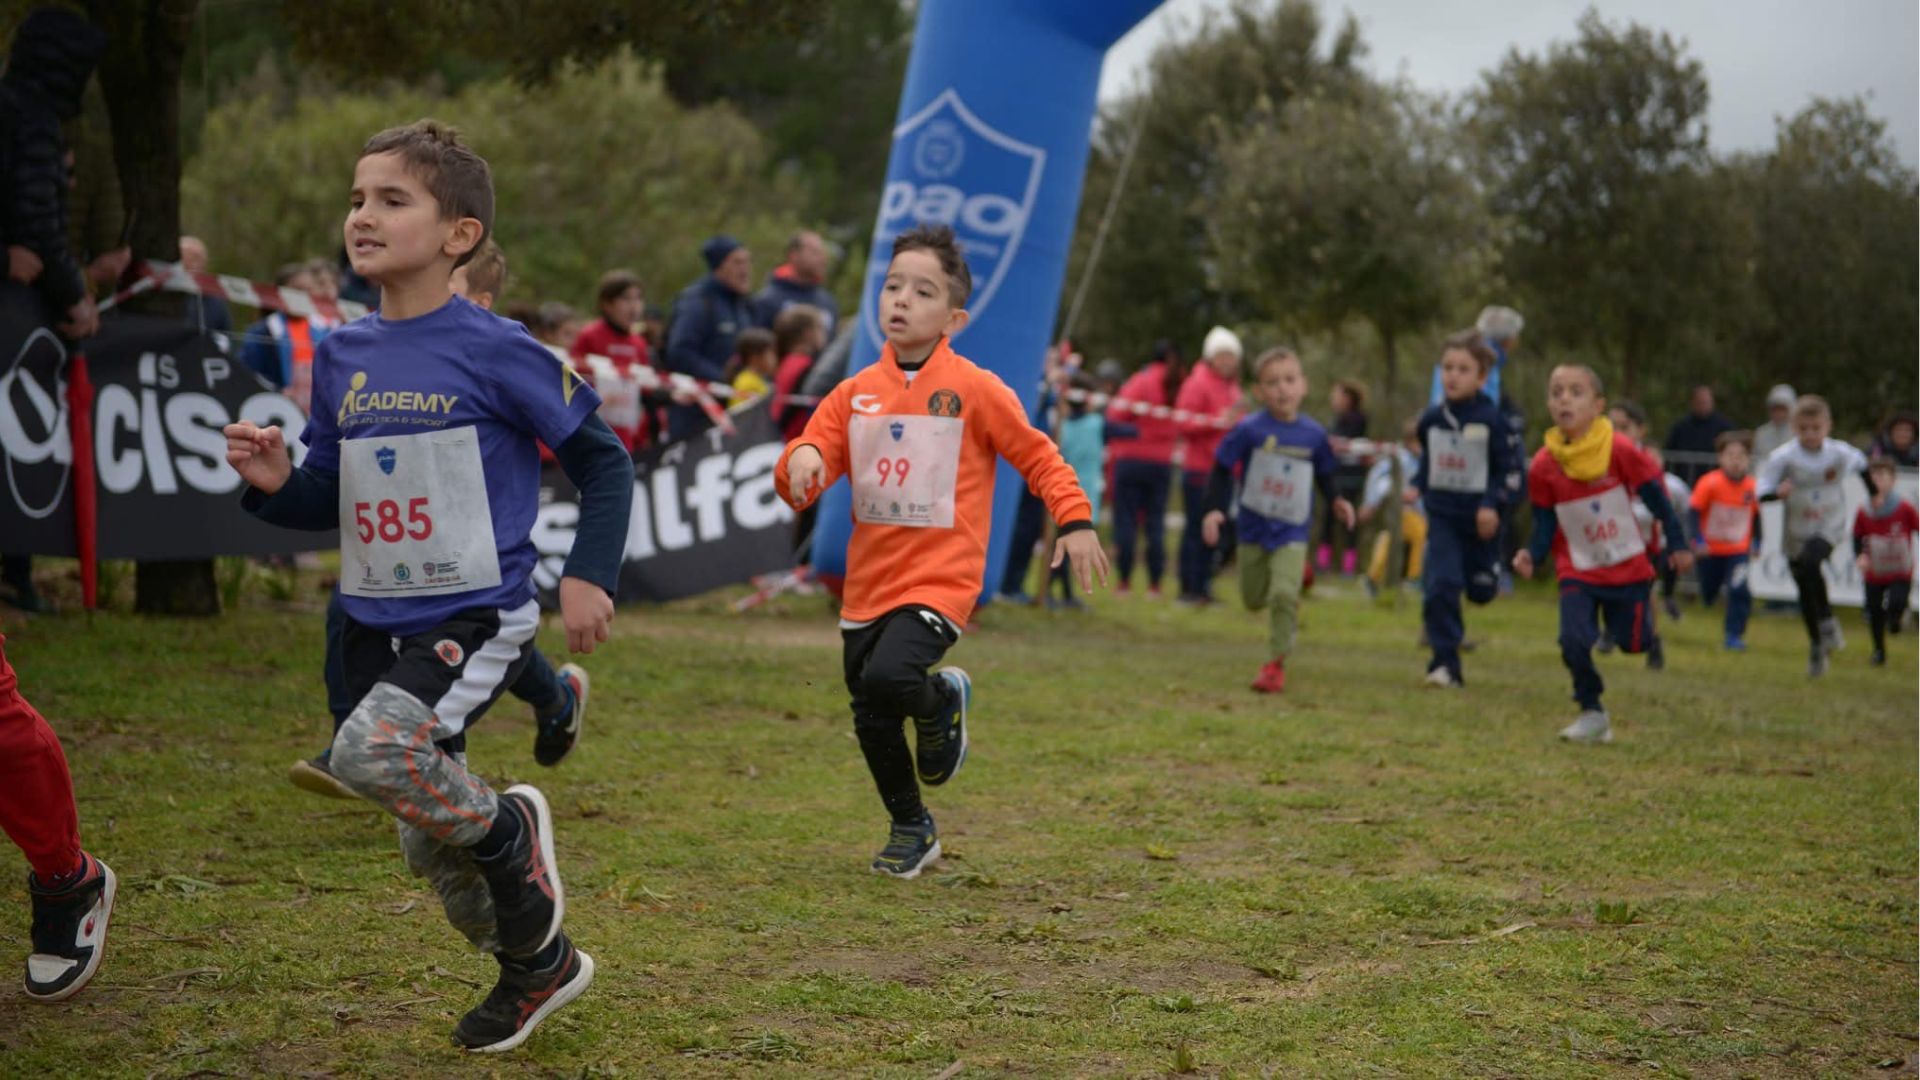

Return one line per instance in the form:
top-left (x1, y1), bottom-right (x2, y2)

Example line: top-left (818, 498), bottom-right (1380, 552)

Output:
top-left (1175, 327), bottom-right (1246, 603)
top-left (1106, 341), bottom-right (1188, 594)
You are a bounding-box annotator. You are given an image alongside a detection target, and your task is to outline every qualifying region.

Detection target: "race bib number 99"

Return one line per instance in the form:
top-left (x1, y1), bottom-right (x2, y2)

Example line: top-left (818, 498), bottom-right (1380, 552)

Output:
top-left (849, 413), bottom-right (963, 528)
top-left (339, 426), bottom-right (501, 597)
top-left (1557, 485), bottom-right (1643, 571)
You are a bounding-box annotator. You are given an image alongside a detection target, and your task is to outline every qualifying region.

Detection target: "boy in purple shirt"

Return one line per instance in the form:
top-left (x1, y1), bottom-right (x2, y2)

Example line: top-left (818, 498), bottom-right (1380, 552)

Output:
top-left (1201, 348), bottom-right (1354, 692)
top-left (224, 121), bottom-right (632, 1053)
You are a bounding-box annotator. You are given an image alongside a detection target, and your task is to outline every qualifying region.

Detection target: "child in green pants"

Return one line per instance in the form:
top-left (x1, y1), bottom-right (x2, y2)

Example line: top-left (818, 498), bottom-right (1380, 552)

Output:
top-left (1202, 348), bottom-right (1354, 692)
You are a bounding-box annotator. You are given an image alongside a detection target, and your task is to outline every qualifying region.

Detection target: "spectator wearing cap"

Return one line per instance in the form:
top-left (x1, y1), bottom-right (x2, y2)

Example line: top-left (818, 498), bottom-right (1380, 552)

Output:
top-left (1174, 326), bottom-right (1247, 603)
top-left (665, 234), bottom-right (755, 440)
top-left (754, 230), bottom-right (838, 337)
top-left (1753, 384), bottom-right (1797, 463)
top-left (1664, 384), bottom-right (1735, 486)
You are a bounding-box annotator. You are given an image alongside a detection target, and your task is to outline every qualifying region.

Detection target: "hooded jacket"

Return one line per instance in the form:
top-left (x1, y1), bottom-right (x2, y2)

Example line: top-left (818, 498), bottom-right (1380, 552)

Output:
top-left (2, 8), bottom-right (108, 314)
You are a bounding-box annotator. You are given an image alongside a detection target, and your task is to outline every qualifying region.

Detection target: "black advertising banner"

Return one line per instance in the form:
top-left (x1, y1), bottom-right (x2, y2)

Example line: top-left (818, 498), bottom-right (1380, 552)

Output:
top-left (0, 286), bottom-right (74, 554)
top-left (531, 396), bottom-right (797, 604)
top-left (0, 284), bottom-right (332, 558)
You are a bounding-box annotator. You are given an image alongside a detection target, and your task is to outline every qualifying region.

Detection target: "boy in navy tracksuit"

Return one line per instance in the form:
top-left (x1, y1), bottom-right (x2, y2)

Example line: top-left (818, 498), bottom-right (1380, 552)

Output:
top-left (1414, 332), bottom-right (1522, 687)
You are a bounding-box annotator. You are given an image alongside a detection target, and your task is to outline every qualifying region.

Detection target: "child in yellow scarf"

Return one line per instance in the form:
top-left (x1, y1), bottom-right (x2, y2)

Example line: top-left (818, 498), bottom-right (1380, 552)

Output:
top-left (1512, 365), bottom-right (1694, 745)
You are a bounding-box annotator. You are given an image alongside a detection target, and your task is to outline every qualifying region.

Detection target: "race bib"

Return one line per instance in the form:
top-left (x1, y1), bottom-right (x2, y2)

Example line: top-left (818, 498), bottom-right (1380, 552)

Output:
top-left (1703, 501), bottom-right (1752, 546)
top-left (1242, 448), bottom-right (1313, 525)
top-left (339, 426), bottom-right (501, 598)
top-left (1557, 485), bottom-right (1643, 571)
top-left (1426, 426), bottom-right (1489, 493)
top-left (849, 413), bottom-right (963, 528)
top-left (1867, 533), bottom-right (1914, 578)
top-left (1787, 484), bottom-right (1843, 542)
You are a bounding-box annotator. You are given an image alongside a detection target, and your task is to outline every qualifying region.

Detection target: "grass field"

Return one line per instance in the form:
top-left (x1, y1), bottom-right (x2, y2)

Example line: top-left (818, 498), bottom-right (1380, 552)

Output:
top-left (0, 565), bottom-right (1914, 1077)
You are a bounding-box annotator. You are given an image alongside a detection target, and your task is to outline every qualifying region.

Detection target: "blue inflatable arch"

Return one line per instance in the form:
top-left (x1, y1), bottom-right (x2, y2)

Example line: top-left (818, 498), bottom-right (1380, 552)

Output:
top-left (811, 0), bottom-right (1166, 602)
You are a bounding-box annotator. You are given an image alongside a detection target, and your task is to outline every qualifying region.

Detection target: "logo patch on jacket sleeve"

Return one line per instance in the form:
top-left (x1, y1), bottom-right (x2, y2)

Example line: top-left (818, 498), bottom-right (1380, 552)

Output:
top-left (434, 639), bottom-right (465, 666)
top-left (927, 389), bottom-right (962, 417)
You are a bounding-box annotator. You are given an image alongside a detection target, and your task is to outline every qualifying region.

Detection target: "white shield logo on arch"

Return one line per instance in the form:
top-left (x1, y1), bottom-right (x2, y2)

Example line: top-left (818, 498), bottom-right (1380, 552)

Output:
top-left (864, 88), bottom-right (1047, 351)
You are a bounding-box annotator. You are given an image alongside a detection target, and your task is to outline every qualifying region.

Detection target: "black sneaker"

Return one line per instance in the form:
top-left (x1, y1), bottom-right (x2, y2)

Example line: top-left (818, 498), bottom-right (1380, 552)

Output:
top-left (288, 748), bottom-right (359, 800)
top-left (1871, 648), bottom-right (1887, 667)
top-left (871, 814), bottom-right (940, 879)
top-left (24, 853), bottom-right (116, 1002)
top-left (474, 785), bottom-right (564, 960)
top-left (913, 667), bottom-right (970, 786)
top-left (533, 663), bottom-right (588, 767)
top-left (1663, 595), bottom-right (1682, 621)
top-left (1645, 637), bottom-right (1665, 671)
top-left (1595, 631), bottom-right (1616, 655)
top-left (453, 934), bottom-right (595, 1053)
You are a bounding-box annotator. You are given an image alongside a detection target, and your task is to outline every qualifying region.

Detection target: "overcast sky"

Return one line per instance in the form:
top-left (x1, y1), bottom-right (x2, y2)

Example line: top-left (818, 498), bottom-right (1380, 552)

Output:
top-left (1099, 0), bottom-right (1919, 165)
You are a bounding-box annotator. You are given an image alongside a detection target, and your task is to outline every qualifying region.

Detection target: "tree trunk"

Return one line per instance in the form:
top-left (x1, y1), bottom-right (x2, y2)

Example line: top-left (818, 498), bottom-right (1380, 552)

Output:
top-left (134, 560), bottom-right (218, 617)
top-left (87, 0), bottom-right (219, 616)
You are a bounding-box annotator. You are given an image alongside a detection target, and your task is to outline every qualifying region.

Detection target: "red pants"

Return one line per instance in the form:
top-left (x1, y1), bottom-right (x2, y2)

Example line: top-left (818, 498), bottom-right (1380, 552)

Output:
top-left (0, 634), bottom-right (82, 880)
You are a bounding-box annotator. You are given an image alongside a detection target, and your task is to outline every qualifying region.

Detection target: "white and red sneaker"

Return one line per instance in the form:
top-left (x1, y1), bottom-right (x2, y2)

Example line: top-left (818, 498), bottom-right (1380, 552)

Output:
top-left (24, 852), bottom-right (116, 1002)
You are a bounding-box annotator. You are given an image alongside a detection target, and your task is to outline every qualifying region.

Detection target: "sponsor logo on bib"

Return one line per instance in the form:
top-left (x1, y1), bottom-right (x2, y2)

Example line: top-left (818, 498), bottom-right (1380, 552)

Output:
top-left (393, 563), bottom-right (410, 582)
top-left (375, 446), bottom-right (396, 475)
top-left (890, 421), bottom-right (905, 441)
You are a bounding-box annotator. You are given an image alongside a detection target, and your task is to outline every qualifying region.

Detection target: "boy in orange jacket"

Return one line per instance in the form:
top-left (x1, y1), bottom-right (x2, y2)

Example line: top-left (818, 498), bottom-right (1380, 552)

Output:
top-left (778, 225), bottom-right (1108, 878)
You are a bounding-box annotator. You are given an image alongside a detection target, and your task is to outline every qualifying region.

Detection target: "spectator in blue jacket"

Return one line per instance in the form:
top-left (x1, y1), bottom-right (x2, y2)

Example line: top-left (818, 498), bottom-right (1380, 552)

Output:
top-left (664, 234), bottom-right (755, 440)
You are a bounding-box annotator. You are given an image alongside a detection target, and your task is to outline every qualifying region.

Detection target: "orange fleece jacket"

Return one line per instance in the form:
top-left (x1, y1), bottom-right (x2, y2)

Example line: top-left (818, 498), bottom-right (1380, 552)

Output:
top-left (776, 338), bottom-right (1092, 627)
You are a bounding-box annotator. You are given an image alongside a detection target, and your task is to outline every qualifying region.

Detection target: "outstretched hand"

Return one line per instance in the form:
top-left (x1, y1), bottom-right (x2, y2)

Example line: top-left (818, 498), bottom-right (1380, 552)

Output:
top-left (1201, 509), bottom-right (1225, 547)
top-left (1051, 529), bottom-right (1111, 594)
top-left (1511, 550), bottom-right (1535, 580)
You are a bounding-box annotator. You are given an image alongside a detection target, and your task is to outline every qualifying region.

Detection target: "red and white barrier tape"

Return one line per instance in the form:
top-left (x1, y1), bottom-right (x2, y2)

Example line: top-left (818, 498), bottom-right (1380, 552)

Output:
top-left (97, 260), bottom-right (371, 323)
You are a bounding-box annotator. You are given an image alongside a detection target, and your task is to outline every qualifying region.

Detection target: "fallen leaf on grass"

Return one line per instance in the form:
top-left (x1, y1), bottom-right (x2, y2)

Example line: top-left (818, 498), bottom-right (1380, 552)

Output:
top-left (931, 1061), bottom-right (966, 1080)
top-left (1092, 892), bottom-right (1131, 901)
top-left (1145, 844), bottom-right (1178, 861)
top-left (379, 899), bottom-right (417, 916)
top-left (1417, 921), bottom-right (1535, 947)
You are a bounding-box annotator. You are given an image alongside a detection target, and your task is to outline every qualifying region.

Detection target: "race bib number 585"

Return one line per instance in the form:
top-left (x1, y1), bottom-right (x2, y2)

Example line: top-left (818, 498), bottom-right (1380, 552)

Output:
top-left (339, 426), bottom-right (501, 597)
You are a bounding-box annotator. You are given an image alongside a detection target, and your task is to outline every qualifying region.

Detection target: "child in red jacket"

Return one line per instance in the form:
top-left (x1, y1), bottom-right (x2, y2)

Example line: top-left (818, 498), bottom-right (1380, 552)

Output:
top-left (569, 269), bottom-right (653, 450)
top-left (1853, 458), bottom-right (1916, 666)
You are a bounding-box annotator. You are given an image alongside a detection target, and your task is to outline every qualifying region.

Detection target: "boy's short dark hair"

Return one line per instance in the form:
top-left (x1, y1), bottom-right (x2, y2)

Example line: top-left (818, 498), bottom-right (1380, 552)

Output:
top-left (734, 326), bottom-right (776, 358)
top-left (464, 240), bottom-right (507, 300)
top-left (1715, 429), bottom-right (1752, 453)
top-left (596, 269), bottom-right (642, 307)
top-left (1610, 399), bottom-right (1648, 428)
top-left (360, 119), bottom-right (494, 269)
top-left (1868, 456), bottom-right (1899, 476)
top-left (1441, 330), bottom-right (1498, 375)
top-left (275, 262), bottom-right (309, 287)
top-left (1552, 363), bottom-right (1605, 398)
top-left (890, 224), bottom-right (972, 307)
